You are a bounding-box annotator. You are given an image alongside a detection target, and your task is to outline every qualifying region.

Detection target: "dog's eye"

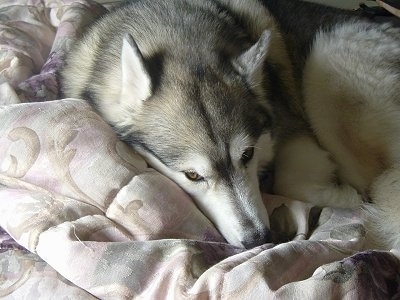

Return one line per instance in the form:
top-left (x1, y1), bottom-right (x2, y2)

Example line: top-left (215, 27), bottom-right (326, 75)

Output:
top-left (241, 147), bottom-right (254, 165)
top-left (184, 171), bottom-right (204, 182)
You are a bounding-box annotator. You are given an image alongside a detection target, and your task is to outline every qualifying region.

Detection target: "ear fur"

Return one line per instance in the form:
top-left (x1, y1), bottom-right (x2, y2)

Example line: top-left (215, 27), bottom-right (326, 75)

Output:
top-left (233, 30), bottom-right (271, 86)
top-left (120, 33), bottom-right (152, 107)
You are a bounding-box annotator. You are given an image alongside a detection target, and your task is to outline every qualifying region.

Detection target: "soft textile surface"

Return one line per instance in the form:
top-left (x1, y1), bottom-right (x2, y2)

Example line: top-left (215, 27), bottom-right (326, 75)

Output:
top-left (1, 0), bottom-right (400, 299)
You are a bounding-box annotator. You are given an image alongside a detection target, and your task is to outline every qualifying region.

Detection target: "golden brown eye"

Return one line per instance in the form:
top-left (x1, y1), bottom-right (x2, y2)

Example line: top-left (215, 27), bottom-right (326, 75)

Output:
top-left (241, 147), bottom-right (254, 165)
top-left (184, 171), bottom-right (204, 182)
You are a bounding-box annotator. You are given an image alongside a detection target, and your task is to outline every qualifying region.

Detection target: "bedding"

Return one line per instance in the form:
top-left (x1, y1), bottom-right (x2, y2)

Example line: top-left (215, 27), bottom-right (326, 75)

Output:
top-left (0, 0), bottom-right (400, 299)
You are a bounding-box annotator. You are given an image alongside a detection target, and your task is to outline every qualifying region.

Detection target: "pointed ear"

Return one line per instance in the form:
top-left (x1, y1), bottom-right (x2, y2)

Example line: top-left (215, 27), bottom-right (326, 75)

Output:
top-left (233, 30), bottom-right (271, 86)
top-left (120, 33), bottom-right (152, 107)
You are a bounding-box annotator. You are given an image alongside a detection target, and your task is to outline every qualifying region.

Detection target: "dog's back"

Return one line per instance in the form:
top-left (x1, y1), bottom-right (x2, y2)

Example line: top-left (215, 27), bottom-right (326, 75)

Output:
top-left (262, 0), bottom-right (360, 85)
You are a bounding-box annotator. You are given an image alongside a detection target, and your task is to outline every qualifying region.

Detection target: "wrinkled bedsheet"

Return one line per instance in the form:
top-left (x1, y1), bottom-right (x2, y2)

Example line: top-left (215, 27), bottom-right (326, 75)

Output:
top-left (1, 0), bottom-right (400, 299)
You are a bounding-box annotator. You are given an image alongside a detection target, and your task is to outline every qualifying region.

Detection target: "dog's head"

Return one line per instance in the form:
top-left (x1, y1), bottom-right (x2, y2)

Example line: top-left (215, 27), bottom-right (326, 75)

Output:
top-left (98, 32), bottom-right (274, 248)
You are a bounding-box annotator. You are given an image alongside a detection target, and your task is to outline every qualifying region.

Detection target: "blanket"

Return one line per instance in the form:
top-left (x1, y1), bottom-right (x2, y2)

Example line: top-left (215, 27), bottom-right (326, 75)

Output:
top-left (1, 0), bottom-right (400, 299)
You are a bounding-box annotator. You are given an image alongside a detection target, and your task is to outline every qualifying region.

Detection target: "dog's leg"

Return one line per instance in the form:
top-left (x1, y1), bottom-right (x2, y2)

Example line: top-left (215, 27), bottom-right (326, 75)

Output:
top-left (363, 167), bottom-right (400, 249)
top-left (273, 134), bottom-right (364, 208)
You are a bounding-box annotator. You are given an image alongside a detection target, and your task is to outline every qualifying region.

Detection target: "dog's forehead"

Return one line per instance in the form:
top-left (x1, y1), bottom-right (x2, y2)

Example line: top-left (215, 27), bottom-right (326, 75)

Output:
top-left (178, 67), bottom-right (269, 133)
top-left (139, 70), bottom-right (271, 168)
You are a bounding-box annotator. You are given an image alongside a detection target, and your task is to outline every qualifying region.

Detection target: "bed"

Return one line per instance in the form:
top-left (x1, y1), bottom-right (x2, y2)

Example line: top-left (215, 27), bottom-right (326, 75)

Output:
top-left (1, 0), bottom-right (400, 298)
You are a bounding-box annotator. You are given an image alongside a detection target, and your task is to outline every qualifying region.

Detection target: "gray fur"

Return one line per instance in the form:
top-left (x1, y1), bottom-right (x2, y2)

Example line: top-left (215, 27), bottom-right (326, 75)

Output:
top-left (62, 0), bottom-right (400, 249)
top-left (62, 0), bottom-right (279, 248)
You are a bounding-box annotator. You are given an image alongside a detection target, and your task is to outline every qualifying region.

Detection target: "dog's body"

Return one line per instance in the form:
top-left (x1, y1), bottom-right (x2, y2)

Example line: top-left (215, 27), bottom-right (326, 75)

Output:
top-left (264, 1), bottom-right (400, 249)
top-left (62, 0), bottom-right (400, 249)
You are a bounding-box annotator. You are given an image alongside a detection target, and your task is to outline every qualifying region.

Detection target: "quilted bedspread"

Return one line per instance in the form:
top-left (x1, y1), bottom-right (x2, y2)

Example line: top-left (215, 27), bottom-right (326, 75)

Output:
top-left (1, 0), bottom-right (400, 299)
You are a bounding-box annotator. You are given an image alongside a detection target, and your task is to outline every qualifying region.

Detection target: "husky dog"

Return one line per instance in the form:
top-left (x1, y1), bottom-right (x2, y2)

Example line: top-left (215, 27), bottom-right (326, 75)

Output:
top-left (61, 0), bottom-right (282, 248)
top-left (62, 0), bottom-right (400, 249)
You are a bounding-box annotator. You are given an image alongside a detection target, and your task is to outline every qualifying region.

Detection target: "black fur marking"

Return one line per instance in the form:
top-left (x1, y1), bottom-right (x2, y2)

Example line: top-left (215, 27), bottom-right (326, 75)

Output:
top-left (81, 89), bottom-right (95, 102)
top-left (245, 104), bottom-right (273, 139)
top-left (216, 164), bottom-right (235, 189)
top-left (144, 52), bottom-right (164, 95)
top-left (263, 60), bottom-right (308, 138)
top-left (212, 0), bottom-right (255, 44)
top-left (264, 62), bottom-right (292, 108)
top-left (214, 144), bottom-right (235, 190)
top-left (186, 82), bottom-right (220, 147)
top-left (81, 88), bottom-right (102, 112)
top-left (190, 63), bottom-right (206, 81)
top-left (261, 0), bottom-right (361, 86)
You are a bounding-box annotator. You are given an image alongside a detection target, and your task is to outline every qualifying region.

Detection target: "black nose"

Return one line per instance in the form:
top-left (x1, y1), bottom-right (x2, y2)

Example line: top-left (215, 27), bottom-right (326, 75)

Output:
top-left (241, 228), bottom-right (272, 249)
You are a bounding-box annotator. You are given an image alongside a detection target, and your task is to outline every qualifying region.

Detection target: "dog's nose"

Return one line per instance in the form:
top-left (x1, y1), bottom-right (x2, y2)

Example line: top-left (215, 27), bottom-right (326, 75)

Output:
top-left (241, 228), bottom-right (272, 249)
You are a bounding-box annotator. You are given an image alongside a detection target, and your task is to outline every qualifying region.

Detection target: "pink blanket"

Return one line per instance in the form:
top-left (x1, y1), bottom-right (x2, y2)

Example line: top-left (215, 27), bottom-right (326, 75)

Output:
top-left (1, 0), bottom-right (399, 299)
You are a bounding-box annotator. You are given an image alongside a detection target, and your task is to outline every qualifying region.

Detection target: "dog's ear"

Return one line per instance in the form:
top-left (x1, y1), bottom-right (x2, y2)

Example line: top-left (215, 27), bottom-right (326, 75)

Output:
top-left (120, 33), bottom-right (152, 107)
top-left (233, 30), bottom-right (270, 87)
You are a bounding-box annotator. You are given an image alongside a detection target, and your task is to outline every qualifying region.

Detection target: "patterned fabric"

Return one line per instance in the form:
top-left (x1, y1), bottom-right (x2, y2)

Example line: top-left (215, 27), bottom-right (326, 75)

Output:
top-left (0, 0), bottom-right (106, 104)
top-left (1, 0), bottom-right (400, 299)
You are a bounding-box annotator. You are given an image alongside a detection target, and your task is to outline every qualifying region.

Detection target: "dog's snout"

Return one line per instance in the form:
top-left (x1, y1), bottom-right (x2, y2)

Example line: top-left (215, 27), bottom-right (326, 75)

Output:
top-left (241, 228), bottom-right (272, 249)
